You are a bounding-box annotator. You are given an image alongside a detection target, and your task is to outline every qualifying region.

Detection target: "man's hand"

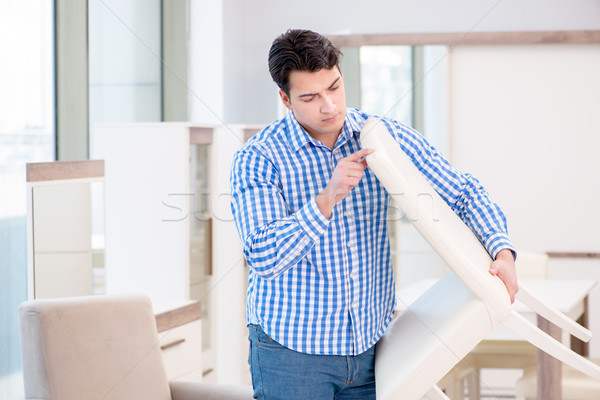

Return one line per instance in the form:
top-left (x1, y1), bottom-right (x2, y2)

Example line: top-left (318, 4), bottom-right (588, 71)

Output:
top-left (316, 148), bottom-right (374, 218)
top-left (490, 248), bottom-right (519, 303)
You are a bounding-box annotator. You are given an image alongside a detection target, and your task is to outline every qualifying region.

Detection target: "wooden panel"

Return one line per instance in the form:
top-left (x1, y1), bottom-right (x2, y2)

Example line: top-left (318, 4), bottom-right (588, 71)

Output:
top-left (155, 301), bottom-right (201, 333)
top-left (27, 160), bottom-right (104, 182)
top-left (547, 252), bottom-right (600, 259)
top-left (328, 30), bottom-right (600, 48)
top-left (189, 127), bottom-right (213, 144)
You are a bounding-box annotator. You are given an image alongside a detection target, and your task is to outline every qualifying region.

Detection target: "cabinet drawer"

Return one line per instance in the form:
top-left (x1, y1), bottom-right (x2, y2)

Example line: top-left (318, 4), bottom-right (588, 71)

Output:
top-left (159, 319), bottom-right (202, 381)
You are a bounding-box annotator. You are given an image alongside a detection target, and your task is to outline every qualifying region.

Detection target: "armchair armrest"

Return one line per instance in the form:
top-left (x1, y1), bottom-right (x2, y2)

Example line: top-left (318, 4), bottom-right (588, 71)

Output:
top-left (170, 381), bottom-right (252, 400)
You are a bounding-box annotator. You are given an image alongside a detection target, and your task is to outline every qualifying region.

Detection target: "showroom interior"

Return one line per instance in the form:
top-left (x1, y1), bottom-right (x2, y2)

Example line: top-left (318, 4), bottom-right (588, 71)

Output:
top-left (2, 1), bottom-right (600, 399)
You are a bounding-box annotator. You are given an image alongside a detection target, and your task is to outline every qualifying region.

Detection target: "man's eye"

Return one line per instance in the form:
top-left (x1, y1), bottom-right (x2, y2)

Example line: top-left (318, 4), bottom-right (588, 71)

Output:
top-left (302, 97), bottom-right (315, 103)
top-left (330, 86), bottom-right (339, 91)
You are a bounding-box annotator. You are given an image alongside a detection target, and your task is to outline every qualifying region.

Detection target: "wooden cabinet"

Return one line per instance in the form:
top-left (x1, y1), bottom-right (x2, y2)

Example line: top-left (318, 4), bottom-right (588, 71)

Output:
top-left (155, 302), bottom-right (203, 382)
top-left (26, 160), bottom-right (106, 299)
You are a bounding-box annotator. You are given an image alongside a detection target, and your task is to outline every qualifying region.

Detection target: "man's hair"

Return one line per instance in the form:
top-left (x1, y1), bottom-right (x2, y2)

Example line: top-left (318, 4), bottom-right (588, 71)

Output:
top-left (268, 29), bottom-right (342, 95)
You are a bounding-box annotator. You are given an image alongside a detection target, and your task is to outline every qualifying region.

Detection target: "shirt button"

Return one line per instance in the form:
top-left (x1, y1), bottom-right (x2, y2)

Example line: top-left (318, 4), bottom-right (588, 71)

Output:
top-left (343, 211), bottom-right (349, 217)
top-left (352, 302), bottom-right (358, 309)
top-left (349, 272), bottom-right (354, 279)
top-left (347, 241), bottom-right (352, 247)
top-left (318, 228), bottom-right (325, 234)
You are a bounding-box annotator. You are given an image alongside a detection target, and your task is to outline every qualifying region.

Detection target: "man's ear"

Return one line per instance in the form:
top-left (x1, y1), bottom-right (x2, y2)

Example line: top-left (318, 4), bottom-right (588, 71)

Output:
top-left (279, 89), bottom-right (293, 111)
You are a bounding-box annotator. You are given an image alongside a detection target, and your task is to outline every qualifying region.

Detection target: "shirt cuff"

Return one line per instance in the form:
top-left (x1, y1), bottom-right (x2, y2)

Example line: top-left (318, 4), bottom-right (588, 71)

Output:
top-left (295, 198), bottom-right (331, 242)
top-left (485, 232), bottom-right (517, 260)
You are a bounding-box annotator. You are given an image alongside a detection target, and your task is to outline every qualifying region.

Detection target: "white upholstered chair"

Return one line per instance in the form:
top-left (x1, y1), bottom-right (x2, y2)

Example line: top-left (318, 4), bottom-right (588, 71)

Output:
top-left (360, 118), bottom-right (600, 400)
top-left (19, 293), bottom-right (252, 400)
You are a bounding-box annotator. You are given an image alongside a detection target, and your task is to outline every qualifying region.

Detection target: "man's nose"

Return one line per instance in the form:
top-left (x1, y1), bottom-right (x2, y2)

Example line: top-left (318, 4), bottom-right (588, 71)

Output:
top-left (321, 94), bottom-right (335, 113)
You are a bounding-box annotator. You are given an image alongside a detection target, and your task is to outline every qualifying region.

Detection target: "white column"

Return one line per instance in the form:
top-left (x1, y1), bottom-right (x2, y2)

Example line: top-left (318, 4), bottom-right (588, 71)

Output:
top-left (210, 125), bottom-right (246, 384)
top-left (188, 0), bottom-right (224, 124)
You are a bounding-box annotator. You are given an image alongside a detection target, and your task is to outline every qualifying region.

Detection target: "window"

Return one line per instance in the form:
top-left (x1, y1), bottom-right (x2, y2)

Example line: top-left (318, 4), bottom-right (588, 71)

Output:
top-left (0, 1), bottom-right (55, 397)
top-left (359, 46), bottom-right (414, 125)
top-left (88, 0), bottom-right (162, 134)
top-left (340, 45), bottom-right (414, 125)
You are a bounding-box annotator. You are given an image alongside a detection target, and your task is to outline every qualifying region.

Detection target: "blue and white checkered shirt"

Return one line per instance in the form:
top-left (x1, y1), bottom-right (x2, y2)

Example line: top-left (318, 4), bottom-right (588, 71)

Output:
top-left (230, 108), bottom-right (514, 356)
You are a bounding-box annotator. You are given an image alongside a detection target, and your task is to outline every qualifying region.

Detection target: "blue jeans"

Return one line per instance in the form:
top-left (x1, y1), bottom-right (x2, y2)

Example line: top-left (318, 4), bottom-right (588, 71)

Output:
top-left (248, 324), bottom-right (376, 399)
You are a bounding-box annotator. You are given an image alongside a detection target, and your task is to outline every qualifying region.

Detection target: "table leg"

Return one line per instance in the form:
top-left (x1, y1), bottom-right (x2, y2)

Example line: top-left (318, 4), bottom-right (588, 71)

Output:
top-left (537, 315), bottom-right (562, 400)
top-left (570, 295), bottom-right (589, 356)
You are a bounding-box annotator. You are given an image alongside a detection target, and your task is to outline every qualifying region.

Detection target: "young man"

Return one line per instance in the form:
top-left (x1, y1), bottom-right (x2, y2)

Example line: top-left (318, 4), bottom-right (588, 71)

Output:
top-left (230, 29), bottom-right (518, 399)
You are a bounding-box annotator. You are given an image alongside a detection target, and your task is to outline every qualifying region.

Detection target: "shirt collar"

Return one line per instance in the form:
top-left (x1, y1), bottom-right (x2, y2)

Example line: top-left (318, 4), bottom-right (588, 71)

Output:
top-left (285, 109), bottom-right (362, 153)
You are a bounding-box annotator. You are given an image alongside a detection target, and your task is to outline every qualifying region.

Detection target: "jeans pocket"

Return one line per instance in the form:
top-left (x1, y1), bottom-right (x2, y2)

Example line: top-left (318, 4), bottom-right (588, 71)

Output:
top-left (256, 333), bottom-right (285, 350)
top-left (250, 324), bottom-right (287, 350)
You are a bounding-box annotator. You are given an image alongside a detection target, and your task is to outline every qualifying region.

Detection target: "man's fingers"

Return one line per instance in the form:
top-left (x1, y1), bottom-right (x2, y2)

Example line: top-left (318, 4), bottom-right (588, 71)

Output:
top-left (489, 264), bottom-right (518, 303)
top-left (345, 148), bottom-right (374, 163)
top-left (359, 157), bottom-right (368, 170)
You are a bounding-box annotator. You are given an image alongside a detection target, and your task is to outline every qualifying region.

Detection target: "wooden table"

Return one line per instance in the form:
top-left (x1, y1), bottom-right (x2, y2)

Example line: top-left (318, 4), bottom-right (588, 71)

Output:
top-left (396, 278), bottom-right (596, 400)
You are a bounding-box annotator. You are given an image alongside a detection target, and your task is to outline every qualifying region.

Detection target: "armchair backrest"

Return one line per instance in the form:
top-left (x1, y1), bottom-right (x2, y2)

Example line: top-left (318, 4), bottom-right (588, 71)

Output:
top-left (19, 294), bottom-right (172, 400)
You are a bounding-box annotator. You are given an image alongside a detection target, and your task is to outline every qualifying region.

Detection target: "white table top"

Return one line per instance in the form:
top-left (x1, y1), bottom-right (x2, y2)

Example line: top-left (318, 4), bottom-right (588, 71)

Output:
top-left (396, 277), bottom-right (597, 340)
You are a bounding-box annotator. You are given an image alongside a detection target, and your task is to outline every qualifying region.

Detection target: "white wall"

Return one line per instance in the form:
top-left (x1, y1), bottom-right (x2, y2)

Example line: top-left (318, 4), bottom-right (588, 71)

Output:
top-left (448, 43), bottom-right (600, 355)
top-left (213, 0), bottom-right (600, 124)
top-left (448, 44), bottom-right (600, 254)
top-left (188, 0), bottom-right (225, 124)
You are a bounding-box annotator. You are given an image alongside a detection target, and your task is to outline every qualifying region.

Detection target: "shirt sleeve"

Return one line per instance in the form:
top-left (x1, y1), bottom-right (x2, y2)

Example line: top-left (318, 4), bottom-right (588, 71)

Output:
top-left (230, 146), bottom-right (331, 279)
top-left (385, 119), bottom-right (516, 260)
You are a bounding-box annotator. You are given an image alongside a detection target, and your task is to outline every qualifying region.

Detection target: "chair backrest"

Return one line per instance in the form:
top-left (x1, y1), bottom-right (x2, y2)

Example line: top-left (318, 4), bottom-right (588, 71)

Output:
top-left (19, 294), bottom-right (172, 400)
top-left (361, 118), bottom-right (512, 325)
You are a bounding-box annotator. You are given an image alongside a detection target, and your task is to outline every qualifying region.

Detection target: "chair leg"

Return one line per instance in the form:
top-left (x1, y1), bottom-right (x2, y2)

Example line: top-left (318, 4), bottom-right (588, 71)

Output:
top-left (517, 284), bottom-right (591, 342)
top-left (443, 377), bottom-right (464, 400)
top-left (504, 311), bottom-right (600, 380)
top-left (466, 369), bottom-right (480, 400)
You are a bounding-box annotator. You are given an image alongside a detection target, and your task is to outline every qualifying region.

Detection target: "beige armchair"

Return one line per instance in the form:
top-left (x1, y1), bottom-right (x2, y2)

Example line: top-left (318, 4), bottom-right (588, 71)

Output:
top-left (18, 293), bottom-right (252, 400)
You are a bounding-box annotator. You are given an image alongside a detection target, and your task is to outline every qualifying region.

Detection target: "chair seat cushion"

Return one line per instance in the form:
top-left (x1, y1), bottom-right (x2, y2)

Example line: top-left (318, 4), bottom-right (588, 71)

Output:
top-left (376, 273), bottom-right (493, 399)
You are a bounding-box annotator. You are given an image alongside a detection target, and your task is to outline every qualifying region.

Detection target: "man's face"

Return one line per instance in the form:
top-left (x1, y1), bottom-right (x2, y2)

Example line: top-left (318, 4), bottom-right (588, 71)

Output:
top-left (279, 67), bottom-right (347, 146)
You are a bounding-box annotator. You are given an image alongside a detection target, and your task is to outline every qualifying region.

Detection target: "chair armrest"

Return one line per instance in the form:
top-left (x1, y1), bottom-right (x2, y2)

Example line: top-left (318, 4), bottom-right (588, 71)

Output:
top-left (170, 381), bottom-right (253, 400)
